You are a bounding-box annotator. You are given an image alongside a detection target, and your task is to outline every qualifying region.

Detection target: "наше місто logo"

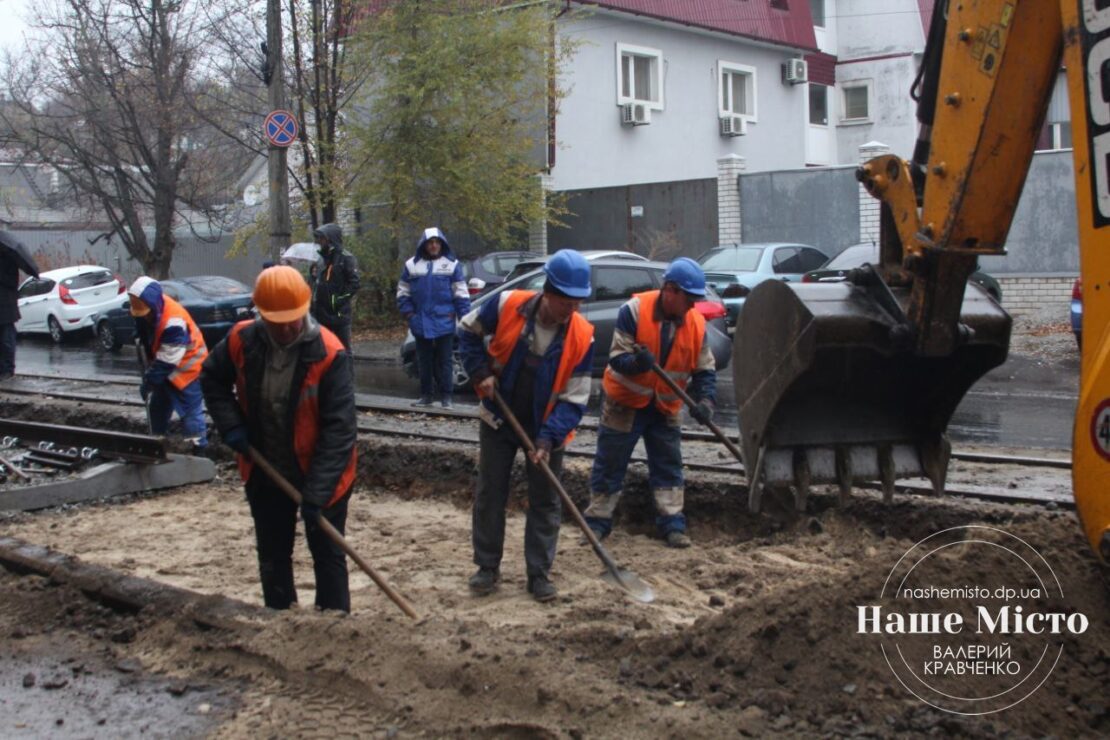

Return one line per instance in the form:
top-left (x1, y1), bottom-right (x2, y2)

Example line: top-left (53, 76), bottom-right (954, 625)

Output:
top-left (857, 525), bottom-right (1088, 715)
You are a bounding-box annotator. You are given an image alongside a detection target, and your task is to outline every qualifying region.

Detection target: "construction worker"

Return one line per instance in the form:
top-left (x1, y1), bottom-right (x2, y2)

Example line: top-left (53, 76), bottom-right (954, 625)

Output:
top-left (200, 266), bottom-right (358, 612)
top-left (129, 277), bottom-right (209, 450)
top-left (396, 227), bottom-right (471, 408)
top-left (458, 249), bottom-right (594, 602)
top-left (311, 223), bottom-right (360, 350)
top-left (584, 257), bottom-right (716, 548)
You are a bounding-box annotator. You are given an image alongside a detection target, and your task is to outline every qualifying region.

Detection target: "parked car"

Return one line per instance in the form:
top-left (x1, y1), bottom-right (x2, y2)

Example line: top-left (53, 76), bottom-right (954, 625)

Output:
top-left (801, 243), bottom-right (1003, 301)
top-left (498, 250), bottom-right (650, 289)
top-left (95, 275), bottom-right (255, 351)
top-left (1071, 277), bottom-right (1082, 347)
top-left (401, 258), bottom-right (732, 388)
top-left (697, 243), bottom-right (829, 331)
top-left (16, 266), bottom-right (126, 343)
top-left (462, 250), bottom-right (543, 296)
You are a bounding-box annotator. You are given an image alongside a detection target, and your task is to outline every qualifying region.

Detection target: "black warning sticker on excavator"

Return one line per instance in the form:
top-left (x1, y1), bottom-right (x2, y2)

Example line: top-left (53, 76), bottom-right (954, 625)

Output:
top-left (1078, 2), bottom-right (1110, 228)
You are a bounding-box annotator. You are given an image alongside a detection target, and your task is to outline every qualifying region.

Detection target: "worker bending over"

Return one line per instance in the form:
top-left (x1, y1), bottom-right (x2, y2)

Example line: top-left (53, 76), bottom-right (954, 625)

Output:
top-left (584, 257), bottom-right (716, 548)
top-left (458, 249), bottom-right (594, 602)
top-left (201, 266), bottom-right (358, 612)
top-left (129, 277), bottom-right (209, 450)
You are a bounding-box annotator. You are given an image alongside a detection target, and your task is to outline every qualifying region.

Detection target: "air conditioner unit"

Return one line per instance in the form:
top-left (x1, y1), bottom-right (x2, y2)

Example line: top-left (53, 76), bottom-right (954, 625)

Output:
top-left (783, 58), bottom-right (808, 85)
top-left (621, 102), bottom-right (652, 126)
top-left (719, 115), bottom-right (747, 137)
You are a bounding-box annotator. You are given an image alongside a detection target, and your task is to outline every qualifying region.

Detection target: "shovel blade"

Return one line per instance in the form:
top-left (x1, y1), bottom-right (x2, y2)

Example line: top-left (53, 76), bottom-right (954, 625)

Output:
top-left (601, 568), bottom-right (655, 603)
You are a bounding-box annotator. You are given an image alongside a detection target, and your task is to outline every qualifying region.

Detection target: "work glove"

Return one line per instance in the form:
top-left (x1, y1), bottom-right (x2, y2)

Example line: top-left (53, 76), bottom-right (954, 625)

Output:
top-left (301, 500), bottom-right (322, 525)
top-left (689, 399), bottom-right (715, 426)
top-left (222, 426), bottom-right (250, 455)
top-left (474, 374), bottom-right (497, 400)
top-left (628, 347), bottom-right (656, 374)
top-left (529, 437), bottom-right (553, 466)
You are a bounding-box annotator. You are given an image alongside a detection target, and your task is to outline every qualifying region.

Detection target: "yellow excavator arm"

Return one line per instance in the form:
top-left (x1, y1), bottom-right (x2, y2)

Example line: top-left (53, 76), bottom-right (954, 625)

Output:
top-left (734, 0), bottom-right (1110, 561)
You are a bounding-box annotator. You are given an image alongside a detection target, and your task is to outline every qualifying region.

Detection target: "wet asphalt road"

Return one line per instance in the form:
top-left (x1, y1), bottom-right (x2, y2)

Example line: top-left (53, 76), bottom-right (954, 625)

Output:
top-left (8, 333), bottom-right (1078, 451)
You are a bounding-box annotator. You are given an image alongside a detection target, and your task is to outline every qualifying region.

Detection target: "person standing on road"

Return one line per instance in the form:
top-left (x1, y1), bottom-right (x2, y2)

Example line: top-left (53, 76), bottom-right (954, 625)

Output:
top-left (457, 249), bottom-right (594, 602)
top-left (0, 250), bottom-right (22, 381)
top-left (201, 266), bottom-right (358, 612)
top-left (129, 277), bottom-right (209, 450)
top-left (583, 257), bottom-right (716, 549)
top-left (396, 227), bottom-right (471, 408)
top-left (311, 223), bottom-right (360, 351)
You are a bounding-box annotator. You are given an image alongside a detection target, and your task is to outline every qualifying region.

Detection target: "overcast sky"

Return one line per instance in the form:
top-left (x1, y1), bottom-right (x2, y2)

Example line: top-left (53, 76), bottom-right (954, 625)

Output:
top-left (0, 0), bottom-right (31, 54)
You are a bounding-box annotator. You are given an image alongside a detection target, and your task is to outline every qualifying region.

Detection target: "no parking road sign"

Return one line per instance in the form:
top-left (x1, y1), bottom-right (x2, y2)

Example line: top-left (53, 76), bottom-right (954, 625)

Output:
top-left (264, 110), bottom-right (299, 147)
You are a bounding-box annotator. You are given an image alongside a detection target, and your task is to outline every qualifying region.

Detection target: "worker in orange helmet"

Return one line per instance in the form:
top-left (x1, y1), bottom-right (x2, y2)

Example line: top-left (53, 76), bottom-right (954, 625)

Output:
top-left (200, 266), bottom-right (358, 612)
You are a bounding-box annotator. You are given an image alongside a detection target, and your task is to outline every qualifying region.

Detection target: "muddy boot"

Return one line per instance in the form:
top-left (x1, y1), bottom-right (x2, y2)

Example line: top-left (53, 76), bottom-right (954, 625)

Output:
top-left (468, 566), bottom-right (499, 595)
top-left (527, 574), bottom-right (557, 603)
top-left (412, 396), bottom-right (434, 407)
top-left (665, 531), bottom-right (692, 549)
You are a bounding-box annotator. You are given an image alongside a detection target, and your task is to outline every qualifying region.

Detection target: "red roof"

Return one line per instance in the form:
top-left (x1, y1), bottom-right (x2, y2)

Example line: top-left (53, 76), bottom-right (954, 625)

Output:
top-left (578, 1), bottom-right (817, 52)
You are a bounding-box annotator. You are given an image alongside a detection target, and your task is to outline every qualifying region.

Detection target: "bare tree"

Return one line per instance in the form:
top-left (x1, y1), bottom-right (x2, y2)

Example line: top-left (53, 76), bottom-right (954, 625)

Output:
top-left (1, 0), bottom-right (245, 278)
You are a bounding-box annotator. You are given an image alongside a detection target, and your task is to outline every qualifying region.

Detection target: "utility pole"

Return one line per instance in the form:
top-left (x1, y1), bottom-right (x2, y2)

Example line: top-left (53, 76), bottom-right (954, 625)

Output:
top-left (266, 0), bottom-right (291, 262)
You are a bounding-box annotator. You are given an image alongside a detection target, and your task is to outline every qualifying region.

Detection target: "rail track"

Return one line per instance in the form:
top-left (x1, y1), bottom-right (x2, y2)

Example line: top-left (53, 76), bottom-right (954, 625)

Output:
top-left (0, 371), bottom-right (1074, 508)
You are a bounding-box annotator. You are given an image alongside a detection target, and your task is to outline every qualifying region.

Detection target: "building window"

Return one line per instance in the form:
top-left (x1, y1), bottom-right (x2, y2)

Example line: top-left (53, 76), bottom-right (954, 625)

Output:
top-left (809, 83), bottom-right (828, 126)
top-left (842, 82), bottom-right (871, 122)
top-left (718, 62), bottom-right (757, 120)
top-left (616, 43), bottom-right (664, 108)
top-left (810, 0), bottom-right (825, 27)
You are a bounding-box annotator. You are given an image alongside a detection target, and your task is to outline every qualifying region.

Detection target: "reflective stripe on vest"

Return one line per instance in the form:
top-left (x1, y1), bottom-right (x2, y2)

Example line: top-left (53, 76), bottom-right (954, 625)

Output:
top-left (487, 290), bottom-right (594, 444)
top-left (155, 296), bottom-right (208, 391)
top-left (227, 321), bottom-right (357, 506)
top-left (601, 290), bottom-right (705, 416)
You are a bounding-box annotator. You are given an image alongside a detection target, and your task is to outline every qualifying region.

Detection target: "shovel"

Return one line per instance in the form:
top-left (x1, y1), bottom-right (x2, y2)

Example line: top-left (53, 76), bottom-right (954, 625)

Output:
top-left (134, 338), bottom-right (154, 434)
top-left (490, 390), bottom-right (654, 603)
top-left (647, 360), bottom-right (744, 464)
top-left (247, 445), bottom-right (421, 620)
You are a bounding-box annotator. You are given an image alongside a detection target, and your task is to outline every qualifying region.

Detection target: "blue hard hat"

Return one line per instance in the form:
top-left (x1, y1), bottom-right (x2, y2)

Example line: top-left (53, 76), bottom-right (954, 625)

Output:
top-left (543, 249), bottom-right (591, 298)
top-left (663, 257), bottom-right (706, 297)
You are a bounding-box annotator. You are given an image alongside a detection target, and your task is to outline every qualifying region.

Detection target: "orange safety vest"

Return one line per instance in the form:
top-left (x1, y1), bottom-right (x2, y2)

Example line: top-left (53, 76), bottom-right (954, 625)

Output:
top-left (227, 320), bottom-right (357, 506)
top-left (602, 290), bottom-right (705, 416)
top-left (487, 290), bottom-right (594, 444)
top-left (154, 296), bottom-right (208, 391)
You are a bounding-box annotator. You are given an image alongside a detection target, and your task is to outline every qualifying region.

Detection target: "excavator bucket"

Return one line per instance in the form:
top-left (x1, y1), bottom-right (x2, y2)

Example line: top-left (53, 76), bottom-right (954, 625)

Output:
top-left (734, 276), bottom-right (1010, 512)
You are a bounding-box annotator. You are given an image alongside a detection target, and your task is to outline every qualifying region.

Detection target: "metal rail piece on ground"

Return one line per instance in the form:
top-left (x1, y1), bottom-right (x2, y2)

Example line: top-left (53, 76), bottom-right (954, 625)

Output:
top-left (0, 419), bottom-right (167, 464)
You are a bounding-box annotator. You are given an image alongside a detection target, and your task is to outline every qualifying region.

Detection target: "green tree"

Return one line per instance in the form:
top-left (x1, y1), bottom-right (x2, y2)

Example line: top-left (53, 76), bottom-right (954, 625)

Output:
top-left (346, 0), bottom-right (574, 250)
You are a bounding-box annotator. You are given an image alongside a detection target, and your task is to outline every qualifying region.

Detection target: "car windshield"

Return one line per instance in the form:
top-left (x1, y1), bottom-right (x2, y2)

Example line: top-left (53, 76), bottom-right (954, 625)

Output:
top-left (824, 244), bottom-right (879, 270)
top-left (699, 248), bottom-right (763, 272)
top-left (180, 276), bottom-right (251, 298)
top-left (62, 270), bottom-right (114, 290)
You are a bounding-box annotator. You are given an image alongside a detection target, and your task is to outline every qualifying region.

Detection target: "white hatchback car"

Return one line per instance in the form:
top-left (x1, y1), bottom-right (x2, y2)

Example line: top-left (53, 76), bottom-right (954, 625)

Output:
top-left (16, 265), bottom-right (125, 342)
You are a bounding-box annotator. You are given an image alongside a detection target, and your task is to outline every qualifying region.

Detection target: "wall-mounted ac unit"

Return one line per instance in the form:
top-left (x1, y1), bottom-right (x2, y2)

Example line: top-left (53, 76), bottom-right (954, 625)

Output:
top-left (782, 58), bottom-right (808, 85)
top-left (719, 115), bottom-right (747, 137)
top-left (621, 102), bottom-right (651, 126)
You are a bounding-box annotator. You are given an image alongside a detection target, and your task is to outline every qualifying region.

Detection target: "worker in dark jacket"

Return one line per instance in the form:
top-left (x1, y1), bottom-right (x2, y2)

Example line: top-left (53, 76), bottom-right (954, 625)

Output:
top-left (0, 250), bottom-right (22, 381)
top-left (201, 266), bottom-right (358, 612)
top-left (396, 227), bottom-right (471, 408)
top-left (310, 223), bottom-right (360, 350)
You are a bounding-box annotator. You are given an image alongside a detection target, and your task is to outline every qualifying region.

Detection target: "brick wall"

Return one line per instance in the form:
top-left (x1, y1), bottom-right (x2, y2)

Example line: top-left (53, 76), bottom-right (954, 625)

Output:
top-left (996, 275), bottom-right (1077, 316)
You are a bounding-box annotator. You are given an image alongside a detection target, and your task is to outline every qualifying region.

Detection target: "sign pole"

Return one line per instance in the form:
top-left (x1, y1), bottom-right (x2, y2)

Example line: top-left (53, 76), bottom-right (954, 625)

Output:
top-left (266, 0), bottom-right (291, 263)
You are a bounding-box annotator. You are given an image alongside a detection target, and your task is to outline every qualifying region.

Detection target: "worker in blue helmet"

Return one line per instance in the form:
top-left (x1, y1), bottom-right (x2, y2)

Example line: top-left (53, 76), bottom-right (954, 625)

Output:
top-left (457, 248), bottom-right (595, 602)
top-left (584, 256), bottom-right (716, 549)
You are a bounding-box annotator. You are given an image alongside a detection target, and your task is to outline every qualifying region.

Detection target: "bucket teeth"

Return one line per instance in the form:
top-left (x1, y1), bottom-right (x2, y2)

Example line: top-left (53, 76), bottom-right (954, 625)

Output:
top-left (835, 447), bottom-right (853, 505)
top-left (792, 448), bottom-right (810, 512)
top-left (879, 444), bottom-right (896, 504)
top-left (747, 446), bottom-right (766, 514)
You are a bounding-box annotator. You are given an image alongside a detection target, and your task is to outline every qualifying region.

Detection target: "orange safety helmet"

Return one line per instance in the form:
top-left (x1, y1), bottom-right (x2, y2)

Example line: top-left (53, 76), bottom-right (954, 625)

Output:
top-left (254, 265), bottom-right (311, 322)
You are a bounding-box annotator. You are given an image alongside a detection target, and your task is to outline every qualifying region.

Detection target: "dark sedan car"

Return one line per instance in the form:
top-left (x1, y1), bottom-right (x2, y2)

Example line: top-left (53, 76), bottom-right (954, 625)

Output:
top-left (401, 258), bottom-right (732, 388)
top-left (802, 243), bottom-right (1003, 302)
top-left (95, 275), bottom-right (255, 351)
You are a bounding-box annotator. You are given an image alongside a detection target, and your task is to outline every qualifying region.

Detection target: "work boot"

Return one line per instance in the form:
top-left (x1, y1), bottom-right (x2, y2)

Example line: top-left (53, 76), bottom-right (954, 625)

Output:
top-left (665, 531), bottom-right (692, 549)
top-left (441, 397), bottom-right (454, 409)
top-left (468, 566), bottom-right (500, 595)
top-left (578, 525), bottom-right (608, 546)
top-left (412, 396), bottom-right (434, 407)
top-left (527, 574), bottom-right (558, 603)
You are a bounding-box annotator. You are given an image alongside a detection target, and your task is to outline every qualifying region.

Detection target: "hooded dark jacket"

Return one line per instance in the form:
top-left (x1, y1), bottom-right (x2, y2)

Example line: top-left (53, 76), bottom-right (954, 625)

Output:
top-left (311, 223), bottom-right (360, 327)
top-left (0, 252), bottom-right (21, 325)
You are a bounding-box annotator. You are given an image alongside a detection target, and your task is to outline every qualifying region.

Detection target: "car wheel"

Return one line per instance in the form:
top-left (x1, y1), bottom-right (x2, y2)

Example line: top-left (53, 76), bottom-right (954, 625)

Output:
top-left (97, 321), bottom-right (121, 352)
top-left (452, 350), bottom-right (470, 389)
top-left (47, 316), bottom-right (64, 344)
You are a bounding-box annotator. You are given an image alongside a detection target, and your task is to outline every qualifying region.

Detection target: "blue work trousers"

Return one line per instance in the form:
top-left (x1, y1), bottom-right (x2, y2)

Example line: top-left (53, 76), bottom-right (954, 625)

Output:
top-left (148, 379), bottom-right (208, 446)
top-left (587, 403), bottom-right (686, 535)
top-left (414, 333), bottom-right (454, 400)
